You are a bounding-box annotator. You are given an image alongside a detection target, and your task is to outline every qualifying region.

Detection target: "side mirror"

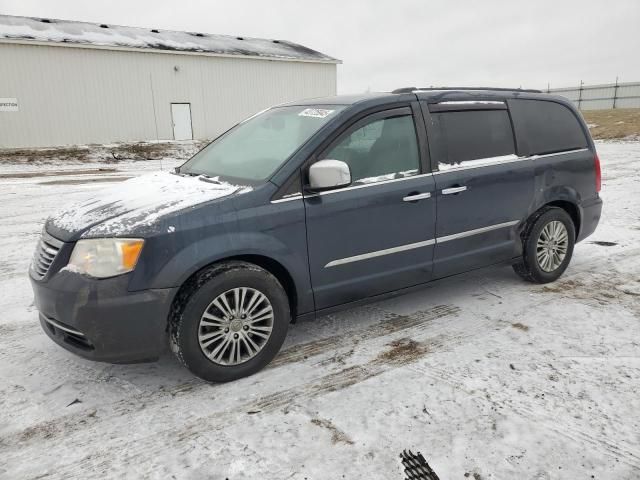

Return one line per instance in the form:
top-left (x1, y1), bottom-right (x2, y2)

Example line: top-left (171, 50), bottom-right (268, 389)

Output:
top-left (308, 159), bottom-right (352, 191)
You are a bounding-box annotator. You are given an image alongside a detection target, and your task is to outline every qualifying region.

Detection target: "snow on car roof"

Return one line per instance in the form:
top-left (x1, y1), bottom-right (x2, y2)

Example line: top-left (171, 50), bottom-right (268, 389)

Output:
top-left (0, 14), bottom-right (340, 63)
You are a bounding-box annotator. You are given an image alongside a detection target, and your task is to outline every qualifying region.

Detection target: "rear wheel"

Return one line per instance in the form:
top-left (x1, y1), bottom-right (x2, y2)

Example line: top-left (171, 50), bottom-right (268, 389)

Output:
top-left (513, 207), bottom-right (576, 284)
top-left (170, 261), bottom-right (290, 382)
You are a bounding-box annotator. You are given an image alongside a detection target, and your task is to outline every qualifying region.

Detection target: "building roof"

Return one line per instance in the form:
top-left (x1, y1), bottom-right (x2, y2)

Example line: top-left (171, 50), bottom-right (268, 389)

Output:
top-left (0, 14), bottom-right (340, 63)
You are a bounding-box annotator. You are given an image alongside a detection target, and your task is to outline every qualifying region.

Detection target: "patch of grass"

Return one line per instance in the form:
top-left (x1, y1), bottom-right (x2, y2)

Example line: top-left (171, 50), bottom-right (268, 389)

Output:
top-left (582, 108), bottom-right (640, 139)
top-left (0, 146), bottom-right (91, 163)
top-left (0, 140), bottom-right (208, 165)
top-left (109, 143), bottom-right (171, 161)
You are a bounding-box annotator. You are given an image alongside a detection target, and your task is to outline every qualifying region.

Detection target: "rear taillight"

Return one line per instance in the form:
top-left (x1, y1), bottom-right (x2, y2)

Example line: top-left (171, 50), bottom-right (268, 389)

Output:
top-left (594, 153), bottom-right (602, 193)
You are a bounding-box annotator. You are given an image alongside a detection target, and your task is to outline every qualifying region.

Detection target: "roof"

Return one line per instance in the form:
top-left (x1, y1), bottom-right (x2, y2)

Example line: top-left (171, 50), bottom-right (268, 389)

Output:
top-left (0, 14), bottom-right (340, 64)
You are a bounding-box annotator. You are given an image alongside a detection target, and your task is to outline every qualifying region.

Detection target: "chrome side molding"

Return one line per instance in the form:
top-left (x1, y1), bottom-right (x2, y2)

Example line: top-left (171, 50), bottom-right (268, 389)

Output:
top-left (325, 239), bottom-right (436, 268)
top-left (307, 173), bottom-right (433, 198)
top-left (270, 195), bottom-right (303, 204)
top-left (438, 100), bottom-right (505, 105)
top-left (272, 148), bottom-right (590, 203)
top-left (436, 220), bottom-right (519, 243)
top-left (324, 220), bottom-right (520, 267)
top-left (432, 148), bottom-right (589, 175)
top-left (531, 148), bottom-right (589, 160)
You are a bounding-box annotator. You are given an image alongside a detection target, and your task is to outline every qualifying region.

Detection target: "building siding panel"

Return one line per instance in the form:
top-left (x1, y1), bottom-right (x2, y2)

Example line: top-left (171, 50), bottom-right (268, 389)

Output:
top-left (0, 43), bottom-right (337, 148)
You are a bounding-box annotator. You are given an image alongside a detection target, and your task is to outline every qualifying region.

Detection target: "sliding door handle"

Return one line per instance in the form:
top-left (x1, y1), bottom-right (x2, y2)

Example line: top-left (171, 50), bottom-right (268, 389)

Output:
top-left (403, 192), bottom-right (432, 202)
top-left (442, 186), bottom-right (467, 195)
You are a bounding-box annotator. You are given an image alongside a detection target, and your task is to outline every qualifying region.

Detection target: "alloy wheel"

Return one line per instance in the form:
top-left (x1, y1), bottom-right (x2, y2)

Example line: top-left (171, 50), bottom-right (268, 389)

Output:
top-left (198, 287), bottom-right (274, 366)
top-left (536, 220), bottom-right (569, 272)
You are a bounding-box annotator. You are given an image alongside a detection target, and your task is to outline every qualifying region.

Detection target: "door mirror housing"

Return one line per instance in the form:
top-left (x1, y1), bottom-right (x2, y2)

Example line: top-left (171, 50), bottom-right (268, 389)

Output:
top-left (308, 159), bottom-right (352, 191)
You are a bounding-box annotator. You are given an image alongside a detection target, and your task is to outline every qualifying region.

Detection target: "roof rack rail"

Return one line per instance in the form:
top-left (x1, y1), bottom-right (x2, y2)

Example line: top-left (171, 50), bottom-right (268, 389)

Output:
top-left (391, 86), bottom-right (542, 94)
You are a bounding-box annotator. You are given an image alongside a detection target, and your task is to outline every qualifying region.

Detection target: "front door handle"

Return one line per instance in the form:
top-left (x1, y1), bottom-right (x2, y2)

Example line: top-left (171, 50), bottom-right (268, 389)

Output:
top-left (403, 192), bottom-right (432, 202)
top-left (442, 186), bottom-right (467, 195)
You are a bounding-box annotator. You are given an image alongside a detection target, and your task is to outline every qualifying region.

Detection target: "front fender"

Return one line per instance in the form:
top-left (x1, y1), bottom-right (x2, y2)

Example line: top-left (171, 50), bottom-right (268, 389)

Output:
top-left (141, 228), bottom-right (314, 316)
top-left (153, 231), bottom-right (301, 286)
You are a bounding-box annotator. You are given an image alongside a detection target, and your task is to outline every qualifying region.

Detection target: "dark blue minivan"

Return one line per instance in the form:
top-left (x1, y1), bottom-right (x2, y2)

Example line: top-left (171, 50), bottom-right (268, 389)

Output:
top-left (30, 88), bottom-right (602, 381)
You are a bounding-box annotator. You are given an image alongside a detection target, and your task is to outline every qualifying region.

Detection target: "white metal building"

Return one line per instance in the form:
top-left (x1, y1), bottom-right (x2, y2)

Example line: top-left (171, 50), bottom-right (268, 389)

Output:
top-left (0, 15), bottom-right (339, 148)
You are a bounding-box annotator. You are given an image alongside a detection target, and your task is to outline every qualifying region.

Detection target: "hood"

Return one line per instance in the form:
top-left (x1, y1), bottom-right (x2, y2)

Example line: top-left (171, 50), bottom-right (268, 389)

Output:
top-left (49, 171), bottom-right (251, 238)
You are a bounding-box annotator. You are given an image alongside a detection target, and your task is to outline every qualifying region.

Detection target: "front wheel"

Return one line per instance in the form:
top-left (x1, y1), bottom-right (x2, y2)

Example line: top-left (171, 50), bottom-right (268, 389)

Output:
top-left (513, 207), bottom-right (576, 284)
top-left (170, 261), bottom-right (290, 382)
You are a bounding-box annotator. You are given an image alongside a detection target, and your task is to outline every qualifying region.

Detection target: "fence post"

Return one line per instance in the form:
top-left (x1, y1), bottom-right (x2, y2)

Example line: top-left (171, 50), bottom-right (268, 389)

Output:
top-left (613, 76), bottom-right (619, 109)
top-left (577, 80), bottom-right (583, 110)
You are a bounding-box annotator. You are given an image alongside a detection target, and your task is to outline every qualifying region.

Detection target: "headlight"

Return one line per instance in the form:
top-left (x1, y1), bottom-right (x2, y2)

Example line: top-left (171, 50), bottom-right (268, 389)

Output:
top-left (68, 238), bottom-right (144, 278)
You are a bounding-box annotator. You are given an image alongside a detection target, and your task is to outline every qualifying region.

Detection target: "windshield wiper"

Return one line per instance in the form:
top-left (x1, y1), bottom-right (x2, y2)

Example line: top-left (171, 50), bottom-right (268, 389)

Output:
top-left (173, 169), bottom-right (224, 184)
top-left (175, 170), bottom-right (203, 178)
top-left (197, 174), bottom-right (223, 184)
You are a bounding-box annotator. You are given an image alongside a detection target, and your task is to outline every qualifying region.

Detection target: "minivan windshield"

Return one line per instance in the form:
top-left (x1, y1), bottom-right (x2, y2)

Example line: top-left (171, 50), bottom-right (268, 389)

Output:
top-left (179, 105), bottom-right (345, 182)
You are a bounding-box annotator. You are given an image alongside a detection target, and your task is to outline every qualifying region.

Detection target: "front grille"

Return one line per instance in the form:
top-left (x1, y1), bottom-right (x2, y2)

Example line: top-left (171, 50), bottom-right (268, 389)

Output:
top-left (31, 231), bottom-right (63, 279)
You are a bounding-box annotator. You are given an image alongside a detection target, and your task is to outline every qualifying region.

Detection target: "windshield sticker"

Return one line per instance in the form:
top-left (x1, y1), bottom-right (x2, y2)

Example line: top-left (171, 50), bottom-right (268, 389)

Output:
top-left (298, 108), bottom-right (335, 118)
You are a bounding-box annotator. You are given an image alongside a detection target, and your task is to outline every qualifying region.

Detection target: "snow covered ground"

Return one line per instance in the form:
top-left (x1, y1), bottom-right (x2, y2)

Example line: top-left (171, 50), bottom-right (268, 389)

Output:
top-left (0, 141), bottom-right (639, 479)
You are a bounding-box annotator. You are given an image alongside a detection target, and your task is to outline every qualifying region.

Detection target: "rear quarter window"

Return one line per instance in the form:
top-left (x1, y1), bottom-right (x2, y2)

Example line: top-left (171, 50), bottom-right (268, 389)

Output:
top-left (509, 99), bottom-right (589, 155)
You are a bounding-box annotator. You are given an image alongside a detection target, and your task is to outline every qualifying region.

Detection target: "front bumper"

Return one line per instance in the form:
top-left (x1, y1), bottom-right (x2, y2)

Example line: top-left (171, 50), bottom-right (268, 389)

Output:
top-left (30, 270), bottom-right (177, 363)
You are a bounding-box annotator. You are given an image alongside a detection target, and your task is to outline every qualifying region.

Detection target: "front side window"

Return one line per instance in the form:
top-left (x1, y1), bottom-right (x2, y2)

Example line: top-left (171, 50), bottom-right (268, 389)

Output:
top-left (321, 114), bottom-right (420, 184)
top-left (180, 105), bottom-right (345, 182)
top-left (433, 110), bottom-right (516, 168)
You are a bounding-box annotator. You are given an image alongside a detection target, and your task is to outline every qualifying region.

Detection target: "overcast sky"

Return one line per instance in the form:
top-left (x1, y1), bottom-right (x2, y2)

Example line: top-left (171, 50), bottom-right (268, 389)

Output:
top-left (1, 0), bottom-right (639, 93)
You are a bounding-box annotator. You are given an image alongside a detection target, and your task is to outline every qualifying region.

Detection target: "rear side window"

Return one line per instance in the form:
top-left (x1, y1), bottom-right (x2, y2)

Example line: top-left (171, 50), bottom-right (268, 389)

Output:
top-left (509, 99), bottom-right (588, 155)
top-left (432, 110), bottom-right (515, 167)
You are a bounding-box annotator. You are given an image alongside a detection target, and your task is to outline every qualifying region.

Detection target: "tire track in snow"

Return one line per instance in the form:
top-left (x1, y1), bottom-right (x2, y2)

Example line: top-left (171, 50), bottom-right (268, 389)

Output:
top-left (270, 304), bottom-right (460, 367)
top-left (9, 227), bottom-right (635, 475)
top-left (253, 313), bottom-right (491, 413)
top-left (1, 306), bottom-right (496, 478)
top-left (0, 304), bottom-right (461, 443)
top-left (412, 364), bottom-right (640, 470)
top-left (10, 321), bottom-right (491, 480)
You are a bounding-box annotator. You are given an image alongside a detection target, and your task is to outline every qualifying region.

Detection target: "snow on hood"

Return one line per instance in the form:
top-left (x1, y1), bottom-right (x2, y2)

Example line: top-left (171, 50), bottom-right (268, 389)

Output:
top-left (51, 171), bottom-right (251, 237)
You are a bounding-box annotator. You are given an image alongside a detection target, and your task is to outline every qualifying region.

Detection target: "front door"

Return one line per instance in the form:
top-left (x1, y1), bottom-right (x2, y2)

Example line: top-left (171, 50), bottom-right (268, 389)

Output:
top-left (304, 106), bottom-right (437, 310)
top-left (171, 103), bottom-right (193, 140)
top-left (425, 103), bottom-right (534, 278)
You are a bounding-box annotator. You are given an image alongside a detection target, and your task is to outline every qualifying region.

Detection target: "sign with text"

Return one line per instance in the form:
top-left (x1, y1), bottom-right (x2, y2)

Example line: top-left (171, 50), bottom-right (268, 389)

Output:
top-left (0, 98), bottom-right (19, 112)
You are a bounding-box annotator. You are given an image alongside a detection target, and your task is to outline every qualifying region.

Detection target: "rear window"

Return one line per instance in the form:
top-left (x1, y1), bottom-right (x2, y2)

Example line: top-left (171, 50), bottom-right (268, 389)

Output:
top-left (432, 110), bottom-right (516, 167)
top-left (509, 99), bottom-right (588, 155)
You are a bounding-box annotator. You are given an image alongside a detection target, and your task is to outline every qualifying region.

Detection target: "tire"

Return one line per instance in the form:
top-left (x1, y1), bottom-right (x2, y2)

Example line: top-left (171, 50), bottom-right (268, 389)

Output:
top-left (512, 206), bottom-right (576, 284)
top-left (170, 261), bottom-right (290, 382)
